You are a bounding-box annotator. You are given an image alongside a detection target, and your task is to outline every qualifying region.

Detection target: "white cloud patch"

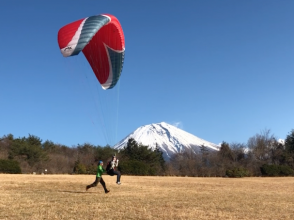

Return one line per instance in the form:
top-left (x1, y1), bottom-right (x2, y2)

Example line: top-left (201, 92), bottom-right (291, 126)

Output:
top-left (172, 121), bottom-right (183, 129)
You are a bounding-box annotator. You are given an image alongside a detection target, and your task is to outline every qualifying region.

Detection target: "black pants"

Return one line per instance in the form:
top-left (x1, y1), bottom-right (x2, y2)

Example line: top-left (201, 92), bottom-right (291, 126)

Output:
top-left (107, 169), bottom-right (121, 183)
top-left (87, 177), bottom-right (107, 192)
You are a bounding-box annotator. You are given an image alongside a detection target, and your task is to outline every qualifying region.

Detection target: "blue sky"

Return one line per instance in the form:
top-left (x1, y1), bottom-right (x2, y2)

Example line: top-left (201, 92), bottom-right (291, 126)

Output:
top-left (0, 0), bottom-right (293, 147)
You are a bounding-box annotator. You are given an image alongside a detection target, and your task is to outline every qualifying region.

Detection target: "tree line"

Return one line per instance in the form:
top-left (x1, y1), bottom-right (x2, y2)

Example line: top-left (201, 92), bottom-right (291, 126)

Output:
top-left (0, 129), bottom-right (294, 177)
top-left (0, 134), bottom-right (165, 175)
top-left (167, 129), bottom-right (294, 177)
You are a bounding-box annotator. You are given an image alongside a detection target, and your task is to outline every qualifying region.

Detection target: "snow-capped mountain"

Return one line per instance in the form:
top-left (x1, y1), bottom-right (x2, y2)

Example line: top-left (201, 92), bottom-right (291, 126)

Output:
top-left (278, 139), bottom-right (285, 145)
top-left (113, 122), bottom-right (219, 160)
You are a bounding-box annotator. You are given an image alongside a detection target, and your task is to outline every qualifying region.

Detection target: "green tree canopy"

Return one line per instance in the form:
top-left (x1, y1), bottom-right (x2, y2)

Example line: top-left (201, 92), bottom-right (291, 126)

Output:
top-left (119, 138), bottom-right (165, 175)
top-left (8, 135), bottom-right (48, 166)
top-left (285, 130), bottom-right (294, 154)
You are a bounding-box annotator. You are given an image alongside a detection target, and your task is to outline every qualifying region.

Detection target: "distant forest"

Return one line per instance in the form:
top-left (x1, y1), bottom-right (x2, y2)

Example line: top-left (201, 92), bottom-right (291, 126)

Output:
top-left (1, 129), bottom-right (294, 177)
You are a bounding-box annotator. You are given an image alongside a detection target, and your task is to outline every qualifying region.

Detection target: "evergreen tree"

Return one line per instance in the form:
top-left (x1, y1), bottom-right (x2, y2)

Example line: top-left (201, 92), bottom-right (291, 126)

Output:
top-left (218, 142), bottom-right (233, 161)
top-left (285, 130), bottom-right (294, 154)
top-left (0, 159), bottom-right (21, 174)
top-left (119, 138), bottom-right (165, 175)
top-left (8, 136), bottom-right (48, 166)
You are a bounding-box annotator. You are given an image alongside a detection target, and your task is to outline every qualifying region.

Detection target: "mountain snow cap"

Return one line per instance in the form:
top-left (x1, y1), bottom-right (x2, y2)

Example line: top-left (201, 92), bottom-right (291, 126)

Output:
top-left (113, 122), bottom-right (219, 160)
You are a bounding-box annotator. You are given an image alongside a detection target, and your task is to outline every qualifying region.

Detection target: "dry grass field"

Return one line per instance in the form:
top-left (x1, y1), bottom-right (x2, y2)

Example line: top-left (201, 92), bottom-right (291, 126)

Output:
top-left (0, 174), bottom-right (293, 220)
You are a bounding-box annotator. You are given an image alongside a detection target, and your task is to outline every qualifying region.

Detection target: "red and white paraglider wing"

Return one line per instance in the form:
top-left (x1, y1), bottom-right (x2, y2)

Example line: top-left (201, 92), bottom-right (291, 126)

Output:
top-left (58, 14), bottom-right (125, 89)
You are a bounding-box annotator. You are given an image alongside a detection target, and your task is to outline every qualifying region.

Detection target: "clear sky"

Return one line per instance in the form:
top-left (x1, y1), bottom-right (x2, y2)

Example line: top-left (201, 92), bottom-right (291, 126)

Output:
top-left (1, 0), bottom-right (293, 147)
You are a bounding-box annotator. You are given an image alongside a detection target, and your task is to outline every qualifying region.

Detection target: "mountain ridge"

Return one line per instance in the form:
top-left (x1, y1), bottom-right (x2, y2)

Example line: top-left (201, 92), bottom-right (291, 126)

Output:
top-left (113, 122), bottom-right (219, 160)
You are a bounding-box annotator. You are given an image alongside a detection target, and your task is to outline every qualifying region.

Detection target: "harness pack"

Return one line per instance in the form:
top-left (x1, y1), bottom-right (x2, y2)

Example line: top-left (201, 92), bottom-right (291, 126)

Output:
top-left (106, 161), bottom-right (112, 172)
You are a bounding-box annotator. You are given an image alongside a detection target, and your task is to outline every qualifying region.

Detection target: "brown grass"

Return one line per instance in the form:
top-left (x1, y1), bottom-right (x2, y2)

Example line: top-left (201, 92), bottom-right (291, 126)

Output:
top-left (0, 174), bottom-right (293, 219)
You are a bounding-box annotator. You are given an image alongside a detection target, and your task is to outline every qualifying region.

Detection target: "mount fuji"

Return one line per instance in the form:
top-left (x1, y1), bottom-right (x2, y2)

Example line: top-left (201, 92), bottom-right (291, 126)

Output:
top-left (113, 122), bottom-right (219, 160)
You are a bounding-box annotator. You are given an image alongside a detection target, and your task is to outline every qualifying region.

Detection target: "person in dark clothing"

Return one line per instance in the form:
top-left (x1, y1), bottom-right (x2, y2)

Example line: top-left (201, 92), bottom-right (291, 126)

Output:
top-left (86, 160), bottom-right (110, 193)
top-left (106, 155), bottom-right (121, 185)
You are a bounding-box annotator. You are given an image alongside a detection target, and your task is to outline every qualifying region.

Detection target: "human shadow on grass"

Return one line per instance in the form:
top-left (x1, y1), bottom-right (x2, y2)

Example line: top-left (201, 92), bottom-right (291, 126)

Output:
top-left (60, 190), bottom-right (99, 194)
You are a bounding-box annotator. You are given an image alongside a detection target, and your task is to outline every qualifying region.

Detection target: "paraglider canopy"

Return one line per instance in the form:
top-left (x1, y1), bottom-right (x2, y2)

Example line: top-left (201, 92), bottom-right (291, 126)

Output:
top-left (57, 14), bottom-right (125, 90)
